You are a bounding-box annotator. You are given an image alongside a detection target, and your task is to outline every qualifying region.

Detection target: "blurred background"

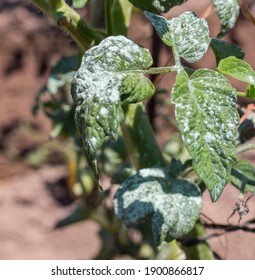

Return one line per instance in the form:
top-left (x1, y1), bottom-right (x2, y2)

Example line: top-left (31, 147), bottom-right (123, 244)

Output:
top-left (0, 0), bottom-right (255, 259)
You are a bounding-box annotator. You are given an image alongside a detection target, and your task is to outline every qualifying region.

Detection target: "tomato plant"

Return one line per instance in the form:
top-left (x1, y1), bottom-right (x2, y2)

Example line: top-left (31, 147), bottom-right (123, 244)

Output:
top-left (31, 0), bottom-right (255, 259)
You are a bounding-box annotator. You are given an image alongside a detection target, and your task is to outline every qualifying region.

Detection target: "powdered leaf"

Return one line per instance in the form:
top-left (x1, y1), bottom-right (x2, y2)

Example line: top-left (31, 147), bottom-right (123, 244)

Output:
top-left (145, 11), bottom-right (210, 63)
top-left (218, 56), bottom-right (255, 85)
top-left (171, 70), bottom-right (239, 202)
top-left (114, 167), bottom-right (201, 246)
top-left (71, 36), bottom-right (154, 184)
top-left (128, 0), bottom-right (187, 13)
top-left (211, 0), bottom-right (239, 37)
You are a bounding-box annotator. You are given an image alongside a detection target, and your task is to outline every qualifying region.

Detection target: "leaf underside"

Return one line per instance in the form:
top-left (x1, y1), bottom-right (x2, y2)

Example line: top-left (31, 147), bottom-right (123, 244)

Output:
top-left (71, 36), bottom-right (155, 184)
top-left (128, 0), bottom-right (187, 13)
top-left (145, 11), bottom-right (210, 63)
top-left (171, 69), bottom-right (239, 202)
top-left (211, 0), bottom-right (240, 37)
top-left (114, 167), bottom-right (201, 246)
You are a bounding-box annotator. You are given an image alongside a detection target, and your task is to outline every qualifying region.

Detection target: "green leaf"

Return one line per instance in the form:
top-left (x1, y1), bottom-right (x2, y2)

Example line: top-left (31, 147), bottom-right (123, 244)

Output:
top-left (55, 203), bottom-right (88, 228)
top-left (47, 72), bottom-right (75, 94)
top-left (128, 0), bottom-right (187, 13)
top-left (111, 166), bottom-right (133, 184)
top-left (111, 0), bottom-right (133, 36)
top-left (73, 0), bottom-right (89, 9)
top-left (180, 221), bottom-right (215, 260)
top-left (145, 11), bottom-right (210, 63)
top-left (51, 55), bottom-right (79, 75)
top-left (247, 84), bottom-right (255, 100)
top-left (218, 56), bottom-right (255, 85)
top-left (114, 167), bottom-right (201, 246)
top-left (48, 104), bottom-right (76, 139)
top-left (71, 36), bottom-right (155, 184)
top-left (40, 56), bottom-right (78, 94)
top-left (231, 160), bottom-right (255, 194)
top-left (211, 0), bottom-right (239, 37)
top-left (210, 38), bottom-right (244, 65)
top-left (171, 70), bottom-right (239, 202)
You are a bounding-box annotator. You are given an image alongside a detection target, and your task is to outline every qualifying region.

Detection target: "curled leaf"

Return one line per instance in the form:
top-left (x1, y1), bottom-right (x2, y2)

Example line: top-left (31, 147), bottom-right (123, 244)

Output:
top-left (211, 0), bottom-right (240, 37)
top-left (71, 36), bottom-right (154, 184)
top-left (114, 167), bottom-right (202, 246)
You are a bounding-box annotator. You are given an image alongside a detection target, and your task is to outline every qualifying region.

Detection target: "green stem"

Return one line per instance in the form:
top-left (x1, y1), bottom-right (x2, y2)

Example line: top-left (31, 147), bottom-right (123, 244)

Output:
top-left (119, 66), bottom-right (177, 75)
top-left (237, 91), bottom-right (247, 97)
top-left (105, 0), bottom-right (113, 36)
top-left (49, 0), bottom-right (62, 9)
top-left (181, 221), bottom-right (214, 260)
top-left (237, 143), bottom-right (255, 154)
top-left (172, 47), bottom-right (182, 70)
top-left (143, 66), bottom-right (177, 75)
top-left (121, 103), bottom-right (165, 169)
top-left (147, 66), bottom-right (196, 75)
top-left (31, 0), bottom-right (104, 50)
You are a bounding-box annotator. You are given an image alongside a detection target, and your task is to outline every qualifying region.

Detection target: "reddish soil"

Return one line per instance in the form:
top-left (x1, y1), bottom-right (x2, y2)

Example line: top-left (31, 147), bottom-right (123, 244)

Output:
top-left (0, 0), bottom-right (255, 259)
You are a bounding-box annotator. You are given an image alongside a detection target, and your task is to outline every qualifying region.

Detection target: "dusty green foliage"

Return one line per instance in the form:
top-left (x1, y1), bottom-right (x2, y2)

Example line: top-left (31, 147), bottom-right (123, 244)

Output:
top-left (71, 36), bottom-right (154, 184)
top-left (72, 10), bottom-right (242, 201)
top-left (145, 11), bottom-right (210, 64)
top-left (114, 166), bottom-right (201, 246)
top-left (211, 0), bottom-right (240, 37)
top-left (32, 0), bottom-right (255, 257)
top-left (171, 70), bottom-right (239, 201)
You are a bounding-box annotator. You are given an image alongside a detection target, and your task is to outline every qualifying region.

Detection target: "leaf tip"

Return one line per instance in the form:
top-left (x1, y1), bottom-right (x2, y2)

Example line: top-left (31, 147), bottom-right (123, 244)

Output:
top-left (209, 185), bottom-right (224, 202)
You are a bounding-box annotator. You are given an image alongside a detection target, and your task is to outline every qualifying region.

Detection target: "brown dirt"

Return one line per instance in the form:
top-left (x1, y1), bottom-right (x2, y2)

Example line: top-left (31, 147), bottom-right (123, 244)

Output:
top-left (0, 0), bottom-right (255, 260)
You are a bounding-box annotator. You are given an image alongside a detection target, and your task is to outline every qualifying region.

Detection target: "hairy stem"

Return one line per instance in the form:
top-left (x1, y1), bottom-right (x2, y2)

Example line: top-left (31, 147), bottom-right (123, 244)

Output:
top-left (237, 91), bottom-right (247, 97)
top-left (237, 143), bottom-right (255, 153)
top-left (105, 0), bottom-right (113, 36)
top-left (31, 0), bottom-right (104, 49)
top-left (172, 47), bottom-right (182, 69)
top-left (121, 103), bottom-right (165, 169)
top-left (146, 28), bottom-right (162, 129)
